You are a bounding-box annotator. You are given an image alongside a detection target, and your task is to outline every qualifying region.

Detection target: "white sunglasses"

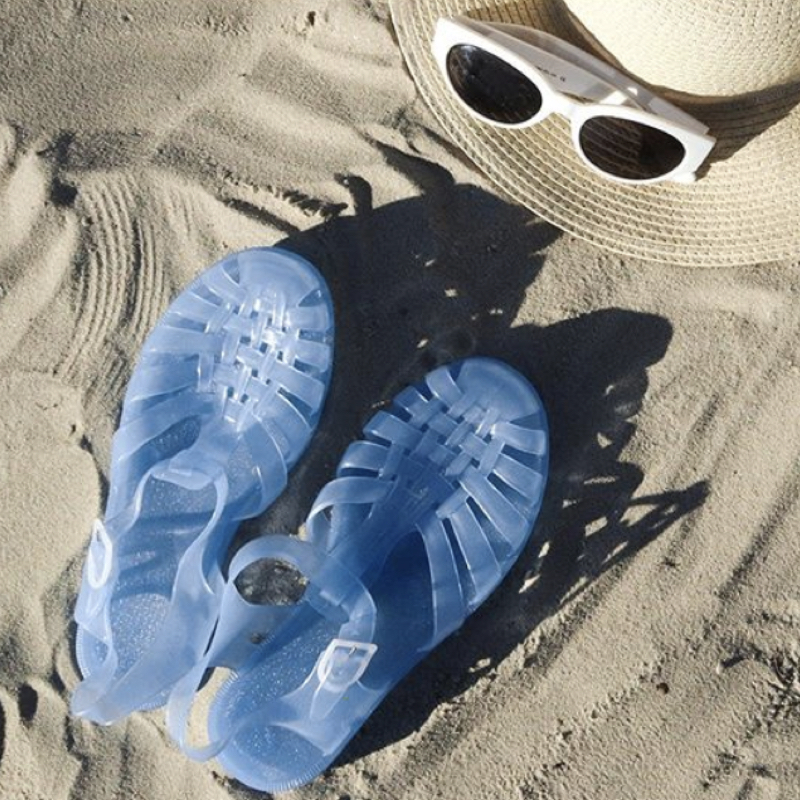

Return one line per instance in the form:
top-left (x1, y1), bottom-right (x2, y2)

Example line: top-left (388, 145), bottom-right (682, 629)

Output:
top-left (432, 16), bottom-right (716, 185)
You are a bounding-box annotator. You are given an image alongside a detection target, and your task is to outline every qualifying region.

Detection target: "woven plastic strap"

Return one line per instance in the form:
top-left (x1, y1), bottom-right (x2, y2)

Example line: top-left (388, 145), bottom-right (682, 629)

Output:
top-left (305, 365), bottom-right (547, 648)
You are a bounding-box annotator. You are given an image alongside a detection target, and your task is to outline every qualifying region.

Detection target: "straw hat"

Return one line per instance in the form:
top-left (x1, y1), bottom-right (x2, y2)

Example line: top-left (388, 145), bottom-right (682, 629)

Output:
top-left (389, 0), bottom-right (800, 266)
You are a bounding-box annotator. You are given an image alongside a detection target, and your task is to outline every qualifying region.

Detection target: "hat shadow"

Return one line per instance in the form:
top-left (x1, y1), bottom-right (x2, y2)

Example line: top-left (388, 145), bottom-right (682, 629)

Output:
top-left (232, 160), bottom-right (707, 787)
top-left (681, 83), bottom-right (800, 171)
top-left (250, 149), bottom-right (563, 534)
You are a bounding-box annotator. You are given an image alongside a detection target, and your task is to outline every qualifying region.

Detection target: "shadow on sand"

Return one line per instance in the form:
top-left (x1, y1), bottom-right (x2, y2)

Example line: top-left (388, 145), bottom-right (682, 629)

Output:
top-left (226, 157), bottom-right (707, 785)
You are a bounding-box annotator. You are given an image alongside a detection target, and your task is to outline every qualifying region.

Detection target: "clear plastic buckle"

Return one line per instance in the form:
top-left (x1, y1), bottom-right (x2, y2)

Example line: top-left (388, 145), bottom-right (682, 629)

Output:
top-left (316, 638), bottom-right (377, 690)
top-left (86, 519), bottom-right (113, 589)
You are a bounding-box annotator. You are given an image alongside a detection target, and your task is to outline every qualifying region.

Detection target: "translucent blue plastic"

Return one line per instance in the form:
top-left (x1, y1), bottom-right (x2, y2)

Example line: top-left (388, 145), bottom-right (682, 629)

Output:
top-left (165, 357), bottom-right (549, 792)
top-left (71, 247), bottom-right (335, 725)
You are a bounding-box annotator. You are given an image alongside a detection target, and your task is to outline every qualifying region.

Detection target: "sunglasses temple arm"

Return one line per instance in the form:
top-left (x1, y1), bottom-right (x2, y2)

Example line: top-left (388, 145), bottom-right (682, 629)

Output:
top-left (468, 18), bottom-right (711, 134)
top-left (644, 94), bottom-right (711, 133)
top-left (542, 46), bottom-right (714, 139)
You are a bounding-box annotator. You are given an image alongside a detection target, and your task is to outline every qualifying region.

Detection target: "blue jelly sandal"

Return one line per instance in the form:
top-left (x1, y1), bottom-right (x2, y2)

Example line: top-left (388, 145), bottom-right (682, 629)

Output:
top-left (165, 357), bottom-right (548, 791)
top-left (71, 247), bottom-right (334, 725)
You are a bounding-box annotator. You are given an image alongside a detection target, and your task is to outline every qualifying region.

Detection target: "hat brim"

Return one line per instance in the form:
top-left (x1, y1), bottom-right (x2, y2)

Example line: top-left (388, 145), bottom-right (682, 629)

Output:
top-left (390, 0), bottom-right (800, 267)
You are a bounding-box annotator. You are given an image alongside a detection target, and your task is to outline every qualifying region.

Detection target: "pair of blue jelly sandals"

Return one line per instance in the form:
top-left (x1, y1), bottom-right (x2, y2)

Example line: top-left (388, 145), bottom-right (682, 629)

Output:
top-left (70, 247), bottom-right (549, 792)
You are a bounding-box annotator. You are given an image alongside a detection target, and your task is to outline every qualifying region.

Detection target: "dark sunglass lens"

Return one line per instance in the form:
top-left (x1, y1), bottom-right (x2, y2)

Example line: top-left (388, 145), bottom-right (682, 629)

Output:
top-left (579, 116), bottom-right (686, 181)
top-left (446, 44), bottom-right (542, 124)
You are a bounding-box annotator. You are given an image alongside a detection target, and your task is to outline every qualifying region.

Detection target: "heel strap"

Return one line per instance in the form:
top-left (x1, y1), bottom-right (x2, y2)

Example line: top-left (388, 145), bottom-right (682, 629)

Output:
top-left (71, 469), bottom-right (229, 722)
top-left (166, 535), bottom-right (378, 760)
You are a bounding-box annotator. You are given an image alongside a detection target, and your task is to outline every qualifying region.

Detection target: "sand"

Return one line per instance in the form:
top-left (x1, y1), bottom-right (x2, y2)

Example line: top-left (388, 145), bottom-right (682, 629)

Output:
top-left (1, 1), bottom-right (799, 798)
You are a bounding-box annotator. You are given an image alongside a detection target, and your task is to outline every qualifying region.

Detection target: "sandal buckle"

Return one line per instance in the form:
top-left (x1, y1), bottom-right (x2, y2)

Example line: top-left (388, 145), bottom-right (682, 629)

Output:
top-left (317, 638), bottom-right (377, 690)
top-left (87, 519), bottom-right (113, 590)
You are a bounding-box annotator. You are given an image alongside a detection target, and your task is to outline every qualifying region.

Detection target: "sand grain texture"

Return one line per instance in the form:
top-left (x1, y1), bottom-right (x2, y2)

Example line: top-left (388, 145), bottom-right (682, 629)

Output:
top-left (0, 2), bottom-right (798, 799)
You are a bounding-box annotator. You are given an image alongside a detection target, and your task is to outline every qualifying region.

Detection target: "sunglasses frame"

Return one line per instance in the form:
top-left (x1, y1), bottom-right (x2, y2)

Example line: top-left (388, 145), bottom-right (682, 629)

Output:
top-left (432, 16), bottom-right (716, 185)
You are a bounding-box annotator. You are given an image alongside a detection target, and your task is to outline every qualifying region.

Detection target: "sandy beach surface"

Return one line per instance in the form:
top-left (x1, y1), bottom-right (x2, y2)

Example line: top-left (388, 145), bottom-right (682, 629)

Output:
top-left (1, 2), bottom-right (799, 798)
